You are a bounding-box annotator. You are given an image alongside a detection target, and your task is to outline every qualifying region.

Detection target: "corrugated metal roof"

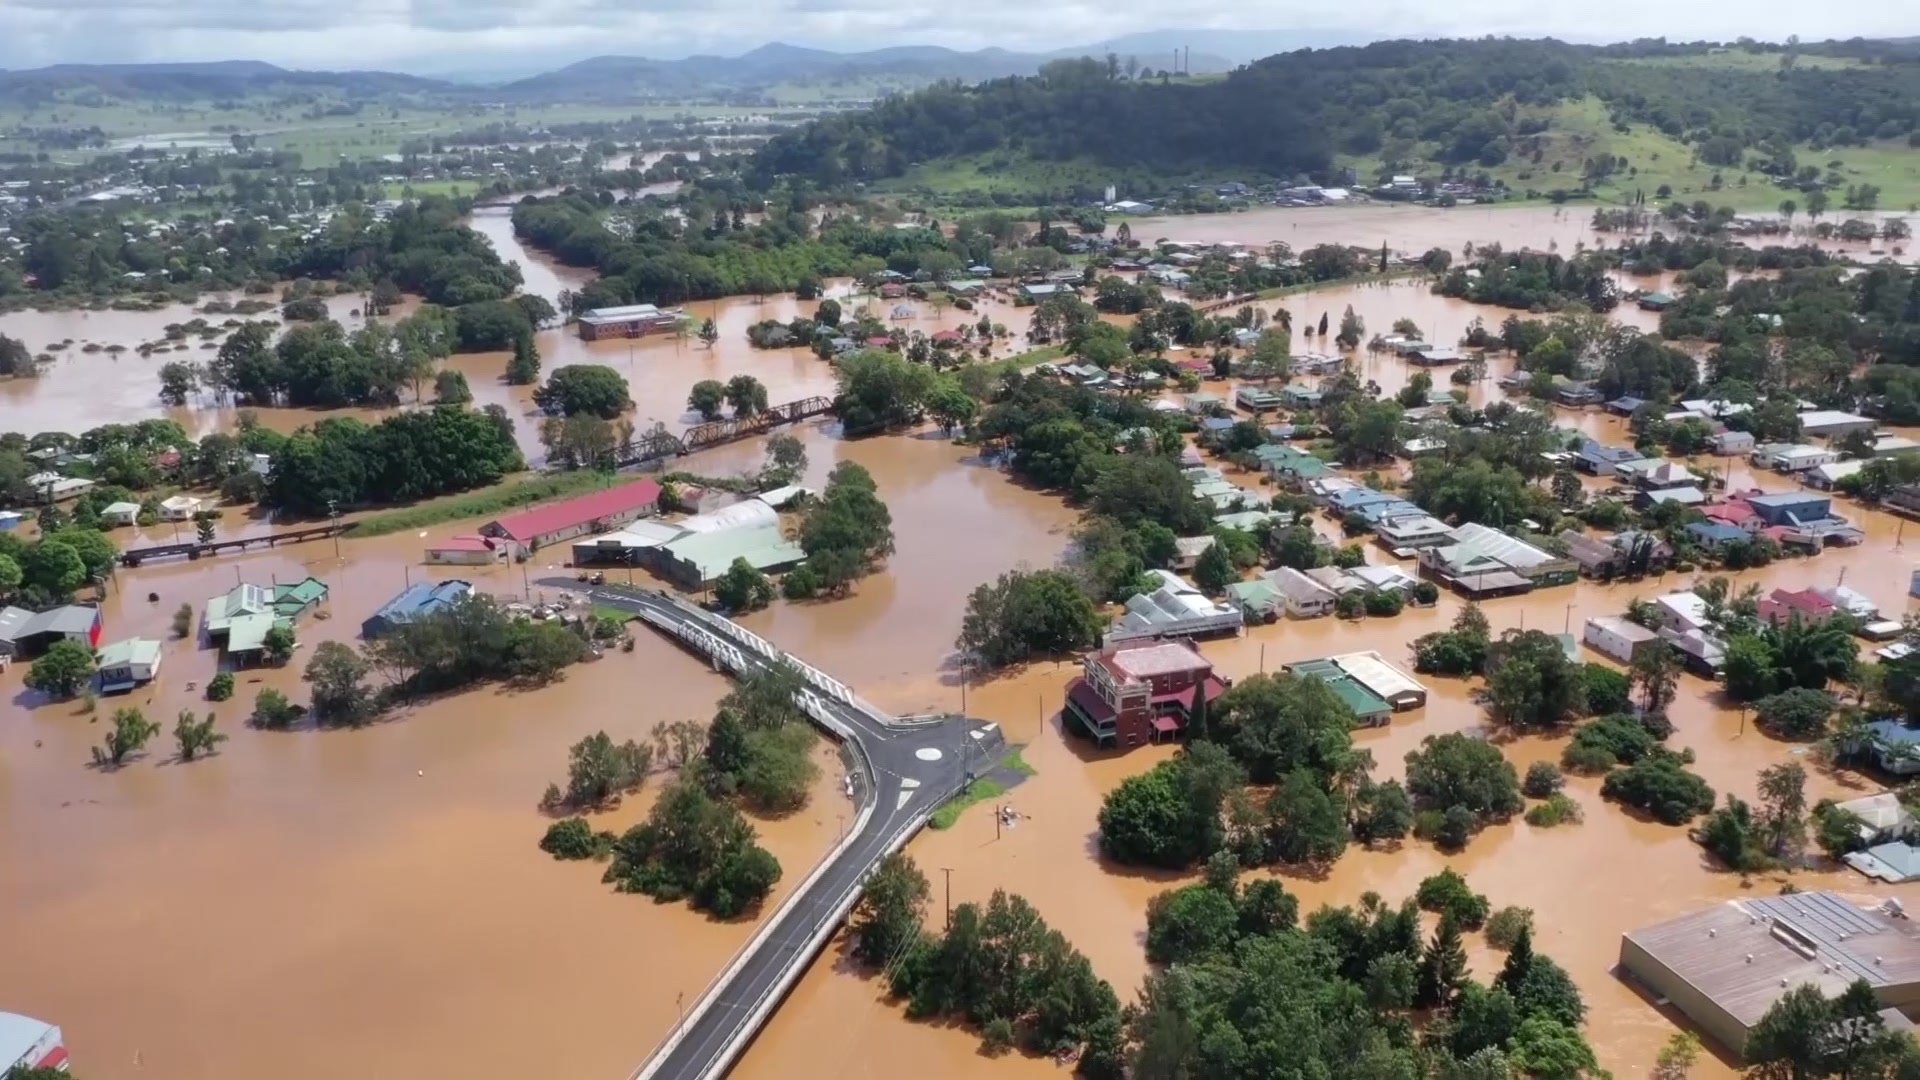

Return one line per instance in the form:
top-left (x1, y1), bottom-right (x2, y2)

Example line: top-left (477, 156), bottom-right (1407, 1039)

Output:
top-left (660, 524), bottom-right (804, 581)
top-left (488, 480), bottom-right (662, 543)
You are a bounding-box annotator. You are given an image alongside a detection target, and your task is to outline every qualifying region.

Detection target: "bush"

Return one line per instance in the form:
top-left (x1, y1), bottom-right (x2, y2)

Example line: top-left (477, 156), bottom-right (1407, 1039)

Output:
top-left (1579, 663), bottom-right (1631, 716)
top-left (1485, 906), bottom-right (1535, 950)
top-left (1562, 713), bottom-right (1658, 772)
top-left (1415, 868), bottom-right (1490, 929)
top-left (206, 671), bottom-right (235, 701)
top-left (1362, 589), bottom-right (1404, 617)
top-left (1522, 762), bottom-right (1564, 799)
top-left (1411, 580), bottom-right (1440, 606)
top-left (249, 688), bottom-right (304, 730)
top-left (1753, 687), bottom-right (1837, 741)
top-left (540, 817), bottom-right (608, 860)
top-left (1601, 756), bottom-right (1715, 825)
top-left (1524, 793), bottom-right (1583, 827)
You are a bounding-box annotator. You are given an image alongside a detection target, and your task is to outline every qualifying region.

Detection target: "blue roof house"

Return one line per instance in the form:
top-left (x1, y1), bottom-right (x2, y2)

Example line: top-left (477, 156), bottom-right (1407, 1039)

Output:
top-left (1745, 492), bottom-right (1833, 527)
top-left (1685, 522), bottom-right (1752, 551)
top-left (361, 580), bottom-right (474, 639)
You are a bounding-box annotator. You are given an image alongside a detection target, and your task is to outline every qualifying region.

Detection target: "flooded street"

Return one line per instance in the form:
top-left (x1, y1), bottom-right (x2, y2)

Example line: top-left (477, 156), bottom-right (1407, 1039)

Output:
top-left (4, 202), bottom-right (1920, 1079)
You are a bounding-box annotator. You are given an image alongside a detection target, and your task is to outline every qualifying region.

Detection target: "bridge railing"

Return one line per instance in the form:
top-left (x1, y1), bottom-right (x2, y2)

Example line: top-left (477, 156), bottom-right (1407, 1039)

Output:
top-left (641, 590), bottom-right (899, 728)
top-left (626, 600), bottom-right (884, 1080)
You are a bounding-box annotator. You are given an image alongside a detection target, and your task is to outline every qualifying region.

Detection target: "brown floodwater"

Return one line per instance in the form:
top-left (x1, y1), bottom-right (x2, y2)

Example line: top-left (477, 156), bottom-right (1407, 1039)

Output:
top-left (7, 205), bottom-right (1920, 1079)
top-left (1128, 203), bottom-right (1914, 265)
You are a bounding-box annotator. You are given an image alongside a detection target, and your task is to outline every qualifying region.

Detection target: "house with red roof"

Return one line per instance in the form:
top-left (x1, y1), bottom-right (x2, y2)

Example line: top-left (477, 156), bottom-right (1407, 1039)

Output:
top-left (930, 329), bottom-right (964, 346)
top-left (1757, 587), bottom-right (1839, 626)
top-left (1700, 491), bottom-right (1762, 530)
top-left (1063, 641), bottom-right (1228, 751)
top-left (479, 479), bottom-right (662, 557)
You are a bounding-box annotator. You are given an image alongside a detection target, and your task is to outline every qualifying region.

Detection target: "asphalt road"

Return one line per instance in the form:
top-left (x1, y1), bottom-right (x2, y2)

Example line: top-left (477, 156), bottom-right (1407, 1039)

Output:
top-left (546, 582), bottom-right (989, 1080)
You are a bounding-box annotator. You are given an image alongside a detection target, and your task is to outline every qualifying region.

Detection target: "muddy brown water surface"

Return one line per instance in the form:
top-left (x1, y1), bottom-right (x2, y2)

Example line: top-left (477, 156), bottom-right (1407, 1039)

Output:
top-left (4, 205), bottom-right (1920, 1079)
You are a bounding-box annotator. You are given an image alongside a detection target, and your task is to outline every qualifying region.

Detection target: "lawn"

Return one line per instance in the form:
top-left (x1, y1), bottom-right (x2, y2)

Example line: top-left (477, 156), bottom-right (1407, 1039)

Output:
top-left (1344, 94), bottom-right (1920, 214)
top-left (929, 746), bottom-right (1035, 830)
top-left (351, 469), bottom-right (618, 537)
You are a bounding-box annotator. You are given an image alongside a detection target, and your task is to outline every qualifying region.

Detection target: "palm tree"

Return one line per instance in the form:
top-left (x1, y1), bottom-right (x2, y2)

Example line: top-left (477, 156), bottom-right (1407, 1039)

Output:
top-left (1823, 706), bottom-right (1880, 768)
top-left (1772, 615), bottom-right (1858, 692)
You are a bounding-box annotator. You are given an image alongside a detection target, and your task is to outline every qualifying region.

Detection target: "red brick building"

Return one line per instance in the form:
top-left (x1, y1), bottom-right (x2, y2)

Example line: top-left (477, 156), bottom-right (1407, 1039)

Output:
top-left (1064, 641), bottom-right (1228, 750)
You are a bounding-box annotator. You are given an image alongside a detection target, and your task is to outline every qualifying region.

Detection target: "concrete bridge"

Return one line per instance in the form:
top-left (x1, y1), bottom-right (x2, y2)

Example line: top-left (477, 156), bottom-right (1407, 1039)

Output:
top-left (546, 581), bottom-right (997, 1080)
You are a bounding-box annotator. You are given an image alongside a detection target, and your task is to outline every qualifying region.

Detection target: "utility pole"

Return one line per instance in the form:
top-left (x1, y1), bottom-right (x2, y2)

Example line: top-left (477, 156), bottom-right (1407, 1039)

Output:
top-left (327, 498), bottom-right (342, 559)
top-left (940, 867), bottom-right (955, 929)
top-left (1564, 603), bottom-right (1574, 634)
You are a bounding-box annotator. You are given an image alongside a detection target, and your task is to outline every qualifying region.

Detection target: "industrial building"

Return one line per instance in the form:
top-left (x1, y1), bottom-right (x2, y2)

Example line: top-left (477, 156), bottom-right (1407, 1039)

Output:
top-left (571, 499), bottom-right (806, 590)
top-left (1619, 892), bottom-right (1920, 1058)
top-left (1583, 616), bottom-right (1659, 664)
top-left (362, 580), bottom-right (474, 638)
top-left (575, 302), bottom-right (685, 340)
top-left (0, 603), bottom-right (103, 657)
top-left (481, 479), bottom-right (662, 557)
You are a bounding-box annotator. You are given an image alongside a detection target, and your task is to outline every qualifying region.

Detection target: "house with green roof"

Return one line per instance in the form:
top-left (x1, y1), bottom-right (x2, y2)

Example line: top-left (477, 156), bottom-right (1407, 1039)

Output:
top-left (204, 577), bottom-right (329, 658)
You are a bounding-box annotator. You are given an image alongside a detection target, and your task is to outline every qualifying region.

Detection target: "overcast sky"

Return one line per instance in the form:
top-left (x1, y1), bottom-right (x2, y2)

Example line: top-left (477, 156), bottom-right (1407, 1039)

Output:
top-left (1, 0), bottom-right (1913, 74)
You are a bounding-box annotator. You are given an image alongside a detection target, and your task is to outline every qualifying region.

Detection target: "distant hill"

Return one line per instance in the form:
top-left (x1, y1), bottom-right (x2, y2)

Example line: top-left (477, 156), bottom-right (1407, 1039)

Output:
top-left (498, 42), bottom-right (1102, 102)
top-left (0, 60), bottom-right (450, 102)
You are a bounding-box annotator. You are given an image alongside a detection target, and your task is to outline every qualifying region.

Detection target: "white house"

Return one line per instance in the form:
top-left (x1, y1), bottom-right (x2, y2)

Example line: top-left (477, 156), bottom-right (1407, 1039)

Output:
top-left (159, 495), bottom-right (203, 521)
top-left (95, 637), bottom-right (162, 691)
top-left (1270, 566), bottom-right (1338, 618)
top-left (98, 501), bottom-right (141, 527)
top-left (1583, 616), bottom-right (1659, 664)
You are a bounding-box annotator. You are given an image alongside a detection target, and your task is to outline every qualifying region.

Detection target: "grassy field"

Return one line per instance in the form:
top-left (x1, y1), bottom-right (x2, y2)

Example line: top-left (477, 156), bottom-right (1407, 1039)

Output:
top-left (351, 469), bottom-right (617, 537)
top-left (878, 151), bottom-right (1232, 201)
top-left (929, 747), bottom-right (1034, 830)
top-left (0, 99), bottom-right (793, 162)
top-left (1599, 52), bottom-right (1868, 72)
top-left (1342, 94), bottom-right (1920, 213)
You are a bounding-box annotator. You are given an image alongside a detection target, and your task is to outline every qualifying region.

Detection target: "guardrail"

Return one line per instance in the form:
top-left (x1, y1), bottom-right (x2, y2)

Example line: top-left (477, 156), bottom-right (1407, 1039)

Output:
top-left (625, 599), bottom-right (884, 1080)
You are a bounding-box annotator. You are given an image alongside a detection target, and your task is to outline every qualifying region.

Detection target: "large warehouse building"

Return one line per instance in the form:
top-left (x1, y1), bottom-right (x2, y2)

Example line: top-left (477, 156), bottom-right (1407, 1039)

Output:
top-left (1619, 891), bottom-right (1920, 1058)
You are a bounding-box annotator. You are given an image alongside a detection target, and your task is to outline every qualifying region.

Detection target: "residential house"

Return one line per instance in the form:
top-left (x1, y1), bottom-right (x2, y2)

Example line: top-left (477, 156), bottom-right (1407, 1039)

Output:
top-left (1684, 521), bottom-right (1752, 553)
top-left (1618, 460), bottom-right (1701, 490)
top-left (1867, 721), bottom-right (1920, 777)
top-left (1347, 564), bottom-right (1421, 594)
top-left (95, 637), bottom-right (162, 692)
top-left (24, 473), bottom-right (96, 501)
top-left (1809, 460), bottom-right (1866, 490)
top-left (1752, 443), bottom-right (1838, 473)
top-left (1408, 346), bottom-right (1464, 366)
top-left (1874, 436), bottom-right (1920, 457)
top-left (158, 494), bottom-right (203, 521)
top-left (1418, 522), bottom-right (1577, 588)
top-left (98, 501), bottom-right (140, 527)
top-left (1063, 641), bottom-right (1228, 750)
top-left (1712, 429), bottom-right (1756, 455)
top-left (1756, 587), bottom-right (1840, 627)
top-left (1280, 385), bottom-right (1323, 408)
top-left (1832, 793), bottom-right (1916, 848)
top-left (1183, 391), bottom-right (1226, 415)
top-left (1605, 395), bottom-right (1648, 417)
top-left (1225, 577), bottom-right (1286, 622)
top-left (1560, 530), bottom-right (1671, 577)
top-left (1235, 386), bottom-right (1286, 412)
top-left (1636, 291), bottom-right (1674, 311)
top-left (1584, 616), bottom-right (1660, 664)
top-left (1104, 570), bottom-right (1245, 645)
top-left (1574, 440), bottom-right (1647, 476)
top-left (1170, 536), bottom-right (1216, 572)
top-left (204, 578), bottom-right (328, 659)
top-left (1267, 566), bottom-right (1338, 618)
top-left (1305, 565), bottom-right (1367, 597)
top-left (1376, 514), bottom-right (1456, 552)
top-left (1553, 379), bottom-right (1603, 407)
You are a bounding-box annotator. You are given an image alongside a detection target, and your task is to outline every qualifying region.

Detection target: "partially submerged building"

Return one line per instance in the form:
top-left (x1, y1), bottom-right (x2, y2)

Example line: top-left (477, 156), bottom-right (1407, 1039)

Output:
top-left (204, 578), bottom-right (327, 658)
top-left (1418, 522), bottom-right (1576, 595)
top-left (1619, 891), bottom-right (1920, 1058)
top-left (1063, 641), bottom-right (1228, 750)
top-left (95, 637), bottom-right (162, 692)
top-left (362, 580), bottom-right (474, 638)
top-left (1105, 570), bottom-right (1244, 645)
top-left (0, 604), bottom-right (103, 657)
top-left (481, 479), bottom-right (663, 557)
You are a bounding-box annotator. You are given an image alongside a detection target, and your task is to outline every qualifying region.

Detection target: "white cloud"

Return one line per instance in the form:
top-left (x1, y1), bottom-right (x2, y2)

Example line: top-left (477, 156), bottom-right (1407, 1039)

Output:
top-left (0, 0), bottom-right (1910, 72)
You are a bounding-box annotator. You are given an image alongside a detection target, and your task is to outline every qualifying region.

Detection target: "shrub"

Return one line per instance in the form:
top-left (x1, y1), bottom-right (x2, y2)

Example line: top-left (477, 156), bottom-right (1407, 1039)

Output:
top-left (249, 688), bottom-right (304, 730)
top-left (206, 671), bottom-right (235, 701)
top-left (1411, 580), bottom-right (1441, 606)
top-left (1524, 793), bottom-right (1583, 827)
top-left (1753, 688), bottom-right (1837, 741)
top-left (1562, 713), bottom-right (1658, 772)
top-left (1485, 906), bottom-right (1535, 950)
top-left (540, 817), bottom-right (604, 859)
top-left (1415, 868), bottom-right (1490, 929)
top-left (1601, 756), bottom-right (1715, 825)
top-left (1579, 663), bottom-right (1631, 715)
top-left (1363, 589), bottom-right (1404, 617)
top-left (1522, 762), bottom-right (1564, 798)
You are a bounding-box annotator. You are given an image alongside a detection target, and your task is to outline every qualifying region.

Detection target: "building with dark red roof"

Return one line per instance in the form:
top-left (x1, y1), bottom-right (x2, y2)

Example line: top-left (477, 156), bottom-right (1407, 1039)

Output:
top-left (1063, 641), bottom-right (1227, 751)
top-left (930, 329), bottom-right (963, 345)
top-left (479, 479), bottom-right (662, 557)
top-left (1757, 587), bottom-right (1839, 626)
